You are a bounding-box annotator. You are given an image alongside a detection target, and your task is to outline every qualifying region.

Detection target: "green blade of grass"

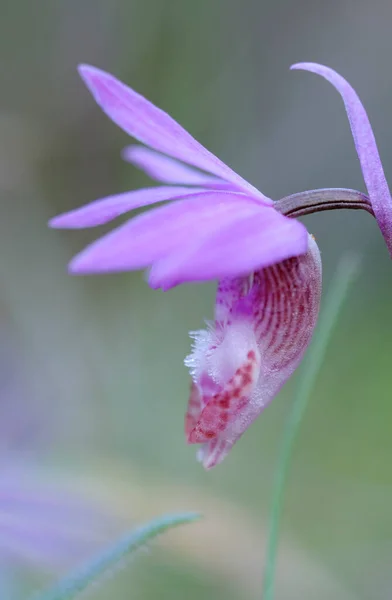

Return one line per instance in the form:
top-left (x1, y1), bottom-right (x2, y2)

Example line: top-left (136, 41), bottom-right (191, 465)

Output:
top-left (32, 512), bottom-right (200, 600)
top-left (262, 254), bottom-right (360, 600)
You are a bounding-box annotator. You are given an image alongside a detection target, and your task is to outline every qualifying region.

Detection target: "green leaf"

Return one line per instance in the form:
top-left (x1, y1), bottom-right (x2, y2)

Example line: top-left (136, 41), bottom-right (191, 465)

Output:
top-left (32, 512), bottom-right (200, 600)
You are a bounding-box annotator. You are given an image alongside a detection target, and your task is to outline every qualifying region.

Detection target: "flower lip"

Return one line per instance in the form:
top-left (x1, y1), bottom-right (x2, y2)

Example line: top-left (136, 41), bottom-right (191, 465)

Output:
top-left (184, 233), bottom-right (322, 469)
top-left (291, 62), bottom-right (392, 256)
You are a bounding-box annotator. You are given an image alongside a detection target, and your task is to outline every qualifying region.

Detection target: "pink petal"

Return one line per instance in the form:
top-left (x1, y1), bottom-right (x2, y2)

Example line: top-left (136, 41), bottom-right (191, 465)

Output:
top-left (122, 145), bottom-right (235, 189)
top-left (291, 62), bottom-right (392, 256)
top-left (49, 186), bottom-right (205, 229)
top-left (148, 207), bottom-right (308, 289)
top-left (69, 191), bottom-right (262, 275)
top-left (78, 64), bottom-right (270, 202)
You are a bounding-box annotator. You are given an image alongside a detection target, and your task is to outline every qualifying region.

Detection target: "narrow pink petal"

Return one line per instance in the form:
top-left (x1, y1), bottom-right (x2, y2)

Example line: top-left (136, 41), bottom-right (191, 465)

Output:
top-left (69, 191), bottom-right (261, 275)
top-left (78, 64), bottom-right (270, 202)
top-left (148, 208), bottom-right (308, 289)
top-left (122, 145), bottom-right (235, 190)
top-left (292, 62), bottom-right (392, 255)
top-left (49, 186), bottom-right (204, 229)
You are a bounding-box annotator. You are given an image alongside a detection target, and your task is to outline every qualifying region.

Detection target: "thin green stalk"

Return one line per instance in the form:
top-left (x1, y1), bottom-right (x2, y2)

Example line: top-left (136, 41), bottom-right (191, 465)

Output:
top-left (262, 255), bottom-right (360, 600)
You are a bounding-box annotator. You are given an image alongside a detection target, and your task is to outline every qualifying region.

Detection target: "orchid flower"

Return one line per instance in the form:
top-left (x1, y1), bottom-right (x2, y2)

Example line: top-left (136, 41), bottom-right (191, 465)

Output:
top-left (50, 66), bottom-right (370, 468)
top-left (291, 62), bottom-right (392, 256)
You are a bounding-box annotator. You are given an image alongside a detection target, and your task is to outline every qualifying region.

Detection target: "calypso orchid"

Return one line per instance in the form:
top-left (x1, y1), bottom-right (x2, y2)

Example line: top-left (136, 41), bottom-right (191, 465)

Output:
top-left (50, 65), bottom-right (372, 468)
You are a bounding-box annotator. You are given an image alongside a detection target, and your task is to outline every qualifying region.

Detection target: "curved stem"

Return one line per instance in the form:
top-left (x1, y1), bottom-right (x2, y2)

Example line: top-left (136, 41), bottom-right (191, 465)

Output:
top-left (275, 188), bottom-right (374, 218)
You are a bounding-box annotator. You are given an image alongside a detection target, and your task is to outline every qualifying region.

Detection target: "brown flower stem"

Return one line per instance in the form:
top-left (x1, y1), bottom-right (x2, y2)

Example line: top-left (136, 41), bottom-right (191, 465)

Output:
top-left (275, 188), bottom-right (374, 218)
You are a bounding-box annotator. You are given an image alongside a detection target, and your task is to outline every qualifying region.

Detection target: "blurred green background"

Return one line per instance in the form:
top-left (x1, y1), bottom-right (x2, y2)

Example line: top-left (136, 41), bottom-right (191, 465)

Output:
top-left (1, 0), bottom-right (392, 598)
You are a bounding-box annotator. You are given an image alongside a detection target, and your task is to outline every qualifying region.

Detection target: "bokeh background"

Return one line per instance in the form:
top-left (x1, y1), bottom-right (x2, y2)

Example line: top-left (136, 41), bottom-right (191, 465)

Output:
top-left (1, 0), bottom-right (392, 598)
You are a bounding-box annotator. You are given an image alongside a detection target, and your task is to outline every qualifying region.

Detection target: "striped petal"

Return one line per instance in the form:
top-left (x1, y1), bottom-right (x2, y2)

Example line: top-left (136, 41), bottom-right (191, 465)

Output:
top-left (122, 145), bottom-right (235, 190)
top-left (49, 186), bottom-right (205, 229)
top-left (78, 64), bottom-right (269, 201)
top-left (292, 62), bottom-right (392, 256)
